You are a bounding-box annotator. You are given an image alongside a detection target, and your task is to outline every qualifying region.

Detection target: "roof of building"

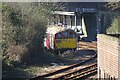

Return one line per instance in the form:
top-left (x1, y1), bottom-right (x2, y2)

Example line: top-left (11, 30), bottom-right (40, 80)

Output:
top-left (46, 25), bottom-right (74, 34)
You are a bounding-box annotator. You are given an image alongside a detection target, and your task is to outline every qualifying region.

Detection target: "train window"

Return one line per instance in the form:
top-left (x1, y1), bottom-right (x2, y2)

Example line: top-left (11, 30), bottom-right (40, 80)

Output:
top-left (69, 32), bottom-right (75, 38)
top-left (62, 31), bottom-right (68, 38)
top-left (56, 33), bottom-right (62, 39)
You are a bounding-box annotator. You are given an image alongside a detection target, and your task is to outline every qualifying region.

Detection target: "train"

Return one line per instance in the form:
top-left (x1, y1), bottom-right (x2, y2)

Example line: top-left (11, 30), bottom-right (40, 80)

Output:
top-left (44, 26), bottom-right (77, 54)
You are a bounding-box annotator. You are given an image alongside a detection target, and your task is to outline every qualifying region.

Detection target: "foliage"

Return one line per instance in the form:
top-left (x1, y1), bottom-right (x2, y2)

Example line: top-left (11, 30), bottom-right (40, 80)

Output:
top-left (106, 2), bottom-right (120, 11)
top-left (2, 2), bottom-right (66, 64)
top-left (105, 2), bottom-right (120, 34)
top-left (107, 17), bottom-right (119, 34)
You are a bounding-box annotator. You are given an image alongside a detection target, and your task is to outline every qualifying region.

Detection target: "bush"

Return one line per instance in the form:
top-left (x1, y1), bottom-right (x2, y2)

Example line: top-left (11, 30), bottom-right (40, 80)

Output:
top-left (2, 3), bottom-right (47, 64)
top-left (2, 2), bottom-right (66, 65)
top-left (107, 16), bottom-right (119, 34)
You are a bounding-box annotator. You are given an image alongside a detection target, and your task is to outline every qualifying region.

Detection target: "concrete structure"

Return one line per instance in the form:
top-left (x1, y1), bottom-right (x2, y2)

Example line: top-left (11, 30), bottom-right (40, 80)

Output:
top-left (97, 34), bottom-right (120, 79)
top-left (50, 2), bottom-right (116, 41)
top-left (66, 2), bottom-right (108, 41)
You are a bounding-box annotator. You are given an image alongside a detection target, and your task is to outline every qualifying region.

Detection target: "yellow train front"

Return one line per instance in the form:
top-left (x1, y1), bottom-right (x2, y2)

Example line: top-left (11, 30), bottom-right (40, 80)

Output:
top-left (44, 26), bottom-right (77, 53)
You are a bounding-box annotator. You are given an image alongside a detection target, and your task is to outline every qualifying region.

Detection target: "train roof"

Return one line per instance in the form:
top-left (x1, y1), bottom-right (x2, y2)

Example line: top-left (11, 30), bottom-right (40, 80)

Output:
top-left (46, 26), bottom-right (74, 34)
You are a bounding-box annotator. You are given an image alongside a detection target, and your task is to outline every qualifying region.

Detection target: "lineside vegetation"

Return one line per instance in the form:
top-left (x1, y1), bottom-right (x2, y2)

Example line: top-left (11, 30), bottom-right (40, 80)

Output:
top-left (2, 2), bottom-right (66, 65)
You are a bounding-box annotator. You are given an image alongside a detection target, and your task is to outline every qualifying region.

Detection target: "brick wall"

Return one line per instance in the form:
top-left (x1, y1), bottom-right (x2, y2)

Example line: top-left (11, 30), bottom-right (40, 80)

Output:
top-left (97, 34), bottom-right (119, 79)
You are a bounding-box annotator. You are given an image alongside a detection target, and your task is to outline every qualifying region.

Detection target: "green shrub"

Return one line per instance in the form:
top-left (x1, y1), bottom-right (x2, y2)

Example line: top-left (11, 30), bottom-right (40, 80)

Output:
top-left (2, 2), bottom-right (66, 65)
top-left (107, 17), bottom-right (119, 34)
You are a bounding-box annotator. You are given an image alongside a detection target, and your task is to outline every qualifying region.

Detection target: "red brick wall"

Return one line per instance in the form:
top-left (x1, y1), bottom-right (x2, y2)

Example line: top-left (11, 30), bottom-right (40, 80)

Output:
top-left (97, 34), bottom-right (119, 79)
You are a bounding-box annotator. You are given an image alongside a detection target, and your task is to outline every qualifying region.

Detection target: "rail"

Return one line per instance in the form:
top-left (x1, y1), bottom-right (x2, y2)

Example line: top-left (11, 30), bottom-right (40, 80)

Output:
top-left (29, 54), bottom-right (97, 80)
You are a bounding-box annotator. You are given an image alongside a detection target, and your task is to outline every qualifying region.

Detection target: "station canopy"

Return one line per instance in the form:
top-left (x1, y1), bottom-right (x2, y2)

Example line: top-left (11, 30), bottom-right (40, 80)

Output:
top-left (53, 11), bottom-right (75, 16)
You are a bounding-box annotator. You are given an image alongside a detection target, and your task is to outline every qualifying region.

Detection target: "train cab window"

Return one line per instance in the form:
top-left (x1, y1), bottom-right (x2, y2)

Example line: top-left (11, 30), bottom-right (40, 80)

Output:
top-left (69, 32), bottom-right (75, 38)
top-left (56, 33), bottom-right (62, 39)
top-left (62, 31), bottom-right (68, 38)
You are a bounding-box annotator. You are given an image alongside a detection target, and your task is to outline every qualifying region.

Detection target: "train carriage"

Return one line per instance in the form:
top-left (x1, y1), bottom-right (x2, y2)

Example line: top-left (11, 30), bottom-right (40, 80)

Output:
top-left (44, 26), bottom-right (77, 53)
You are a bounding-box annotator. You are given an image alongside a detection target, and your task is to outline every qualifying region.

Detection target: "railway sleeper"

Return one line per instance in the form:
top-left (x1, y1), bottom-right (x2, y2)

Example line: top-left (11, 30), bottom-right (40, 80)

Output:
top-left (74, 70), bottom-right (97, 80)
top-left (52, 63), bottom-right (97, 80)
top-left (67, 68), bottom-right (97, 80)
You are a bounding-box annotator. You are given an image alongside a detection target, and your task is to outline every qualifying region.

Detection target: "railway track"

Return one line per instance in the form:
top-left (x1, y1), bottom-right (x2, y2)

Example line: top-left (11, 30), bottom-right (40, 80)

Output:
top-left (29, 54), bottom-right (97, 80)
top-left (52, 63), bottom-right (97, 80)
top-left (77, 41), bottom-right (97, 50)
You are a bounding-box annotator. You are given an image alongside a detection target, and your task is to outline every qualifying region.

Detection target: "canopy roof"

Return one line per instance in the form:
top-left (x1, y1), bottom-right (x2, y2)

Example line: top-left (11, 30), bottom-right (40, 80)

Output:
top-left (53, 11), bottom-right (75, 16)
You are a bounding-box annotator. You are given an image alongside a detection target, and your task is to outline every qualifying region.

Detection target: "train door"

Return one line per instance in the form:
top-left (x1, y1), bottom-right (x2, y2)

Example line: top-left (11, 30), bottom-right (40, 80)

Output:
top-left (44, 34), bottom-right (50, 49)
top-left (55, 33), bottom-right (62, 49)
top-left (49, 34), bottom-right (54, 49)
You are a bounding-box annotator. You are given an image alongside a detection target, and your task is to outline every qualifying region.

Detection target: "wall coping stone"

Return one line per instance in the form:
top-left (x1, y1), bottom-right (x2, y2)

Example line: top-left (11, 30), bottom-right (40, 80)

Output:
top-left (97, 34), bottom-right (119, 42)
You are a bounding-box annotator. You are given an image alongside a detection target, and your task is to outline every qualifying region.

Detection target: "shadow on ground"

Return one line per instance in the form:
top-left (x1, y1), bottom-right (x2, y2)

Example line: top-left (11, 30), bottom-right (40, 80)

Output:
top-left (23, 49), bottom-right (97, 67)
top-left (2, 61), bottom-right (31, 80)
